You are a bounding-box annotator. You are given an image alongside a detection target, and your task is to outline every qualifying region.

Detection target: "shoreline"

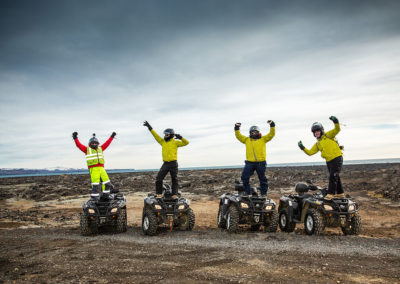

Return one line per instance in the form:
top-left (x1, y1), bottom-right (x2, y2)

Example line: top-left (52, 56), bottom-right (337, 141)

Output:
top-left (1, 158), bottom-right (400, 178)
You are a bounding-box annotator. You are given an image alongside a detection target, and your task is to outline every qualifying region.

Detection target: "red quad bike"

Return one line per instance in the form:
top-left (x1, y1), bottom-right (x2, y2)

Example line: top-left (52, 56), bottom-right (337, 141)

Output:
top-left (278, 179), bottom-right (361, 235)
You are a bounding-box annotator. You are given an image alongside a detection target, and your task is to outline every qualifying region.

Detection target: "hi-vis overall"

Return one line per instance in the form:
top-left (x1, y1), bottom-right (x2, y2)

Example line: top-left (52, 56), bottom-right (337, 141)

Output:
top-left (86, 146), bottom-right (110, 192)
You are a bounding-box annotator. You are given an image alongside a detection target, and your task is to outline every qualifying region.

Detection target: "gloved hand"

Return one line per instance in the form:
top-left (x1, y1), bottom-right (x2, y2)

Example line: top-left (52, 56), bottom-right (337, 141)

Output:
top-left (329, 116), bottom-right (339, 123)
top-left (267, 120), bottom-right (275, 127)
top-left (111, 132), bottom-right (117, 138)
top-left (72, 132), bottom-right (78, 139)
top-left (143, 120), bottom-right (152, 131)
top-left (175, 134), bottom-right (182, 140)
top-left (298, 141), bottom-right (305, 150)
top-left (234, 123), bottom-right (241, 131)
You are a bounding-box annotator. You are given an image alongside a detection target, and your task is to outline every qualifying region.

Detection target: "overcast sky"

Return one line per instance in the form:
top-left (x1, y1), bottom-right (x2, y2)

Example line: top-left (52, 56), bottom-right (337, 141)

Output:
top-left (0, 0), bottom-right (399, 169)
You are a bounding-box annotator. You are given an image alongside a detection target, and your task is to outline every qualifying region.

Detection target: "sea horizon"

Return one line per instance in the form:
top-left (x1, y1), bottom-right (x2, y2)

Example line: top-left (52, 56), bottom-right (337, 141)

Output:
top-left (1, 157), bottom-right (399, 178)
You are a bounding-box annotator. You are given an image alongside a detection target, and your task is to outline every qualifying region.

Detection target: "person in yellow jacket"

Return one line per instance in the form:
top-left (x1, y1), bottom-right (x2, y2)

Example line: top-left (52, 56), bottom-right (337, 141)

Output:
top-left (235, 120), bottom-right (275, 197)
top-left (144, 120), bottom-right (189, 198)
top-left (298, 116), bottom-right (344, 199)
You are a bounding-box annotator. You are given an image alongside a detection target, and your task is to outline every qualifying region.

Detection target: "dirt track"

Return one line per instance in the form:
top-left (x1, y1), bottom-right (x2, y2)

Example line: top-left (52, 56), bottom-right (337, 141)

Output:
top-left (1, 164), bottom-right (400, 283)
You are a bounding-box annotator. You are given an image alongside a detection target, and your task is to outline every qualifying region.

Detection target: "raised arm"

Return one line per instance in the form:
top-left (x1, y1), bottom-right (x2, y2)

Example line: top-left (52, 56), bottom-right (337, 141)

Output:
top-left (150, 129), bottom-right (164, 145)
top-left (101, 132), bottom-right (116, 151)
top-left (325, 116), bottom-right (341, 139)
top-left (72, 132), bottom-right (87, 153)
top-left (263, 120), bottom-right (275, 142)
top-left (234, 123), bottom-right (247, 144)
top-left (174, 134), bottom-right (189, 147)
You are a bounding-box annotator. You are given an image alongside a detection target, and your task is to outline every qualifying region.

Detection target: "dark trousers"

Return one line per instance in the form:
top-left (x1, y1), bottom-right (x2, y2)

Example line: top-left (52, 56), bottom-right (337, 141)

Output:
top-left (241, 160), bottom-right (269, 195)
top-left (326, 156), bottom-right (344, 195)
top-left (156, 161), bottom-right (178, 194)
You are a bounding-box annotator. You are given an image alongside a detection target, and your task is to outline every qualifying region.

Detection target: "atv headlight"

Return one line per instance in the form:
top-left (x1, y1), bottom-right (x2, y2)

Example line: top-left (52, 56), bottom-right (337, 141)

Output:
top-left (265, 205), bottom-right (273, 210)
top-left (240, 203), bottom-right (249, 209)
top-left (88, 208), bottom-right (95, 214)
top-left (348, 204), bottom-right (355, 211)
top-left (111, 208), bottom-right (118, 213)
top-left (154, 204), bottom-right (162, 210)
top-left (178, 204), bottom-right (185, 210)
top-left (323, 204), bottom-right (333, 211)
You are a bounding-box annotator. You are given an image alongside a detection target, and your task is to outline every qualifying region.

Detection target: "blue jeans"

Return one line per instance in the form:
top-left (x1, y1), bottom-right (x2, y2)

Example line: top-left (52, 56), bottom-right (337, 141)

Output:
top-left (241, 161), bottom-right (269, 195)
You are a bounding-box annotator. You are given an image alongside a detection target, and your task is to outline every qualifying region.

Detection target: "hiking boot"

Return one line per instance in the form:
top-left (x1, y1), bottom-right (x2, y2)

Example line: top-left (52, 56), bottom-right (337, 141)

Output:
top-left (334, 193), bottom-right (345, 198)
top-left (325, 194), bottom-right (334, 200)
top-left (171, 195), bottom-right (178, 199)
top-left (156, 194), bottom-right (163, 199)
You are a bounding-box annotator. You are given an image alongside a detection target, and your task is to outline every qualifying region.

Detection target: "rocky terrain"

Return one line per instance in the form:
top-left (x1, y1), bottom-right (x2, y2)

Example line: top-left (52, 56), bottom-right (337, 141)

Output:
top-left (0, 163), bottom-right (400, 283)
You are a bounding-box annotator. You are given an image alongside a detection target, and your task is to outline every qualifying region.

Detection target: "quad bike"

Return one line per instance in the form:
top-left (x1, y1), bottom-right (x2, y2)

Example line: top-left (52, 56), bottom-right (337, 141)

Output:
top-left (278, 179), bottom-right (361, 235)
top-left (80, 184), bottom-right (127, 236)
top-left (217, 181), bottom-right (278, 233)
top-left (142, 184), bottom-right (195, 236)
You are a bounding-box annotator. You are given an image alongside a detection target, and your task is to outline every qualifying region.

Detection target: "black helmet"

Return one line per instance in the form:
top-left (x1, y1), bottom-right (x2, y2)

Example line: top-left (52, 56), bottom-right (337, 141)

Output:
top-left (163, 128), bottom-right (175, 136)
top-left (295, 182), bottom-right (309, 193)
top-left (249, 126), bottom-right (261, 139)
top-left (163, 128), bottom-right (175, 141)
top-left (311, 122), bottom-right (324, 134)
top-left (88, 133), bottom-right (99, 148)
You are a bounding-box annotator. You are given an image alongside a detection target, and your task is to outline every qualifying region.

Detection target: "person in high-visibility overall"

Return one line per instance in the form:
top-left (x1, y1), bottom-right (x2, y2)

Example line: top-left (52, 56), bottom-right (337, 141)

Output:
top-left (143, 121), bottom-right (189, 199)
top-left (298, 116), bottom-right (344, 199)
top-left (235, 121), bottom-right (275, 197)
top-left (72, 131), bottom-right (117, 198)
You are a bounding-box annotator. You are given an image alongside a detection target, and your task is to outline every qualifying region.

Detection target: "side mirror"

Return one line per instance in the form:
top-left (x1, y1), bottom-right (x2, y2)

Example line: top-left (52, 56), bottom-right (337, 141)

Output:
top-left (306, 179), bottom-right (313, 185)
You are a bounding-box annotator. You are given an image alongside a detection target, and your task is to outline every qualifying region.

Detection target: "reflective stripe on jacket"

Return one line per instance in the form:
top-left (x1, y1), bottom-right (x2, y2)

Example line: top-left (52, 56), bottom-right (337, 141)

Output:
top-left (86, 146), bottom-right (105, 167)
top-left (150, 129), bottom-right (189, 162)
top-left (235, 127), bottom-right (275, 162)
top-left (303, 123), bottom-right (342, 162)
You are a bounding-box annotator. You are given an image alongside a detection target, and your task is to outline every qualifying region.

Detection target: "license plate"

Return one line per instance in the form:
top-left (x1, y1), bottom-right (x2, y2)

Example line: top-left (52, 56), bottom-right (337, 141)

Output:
top-left (100, 217), bottom-right (106, 224)
top-left (254, 214), bottom-right (260, 223)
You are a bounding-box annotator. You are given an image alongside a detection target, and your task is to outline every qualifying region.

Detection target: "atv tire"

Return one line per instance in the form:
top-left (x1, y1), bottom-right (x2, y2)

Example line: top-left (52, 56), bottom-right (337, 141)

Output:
top-left (80, 213), bottom-right (92, 236)
top-left (180, 208), bottom-right (195, 231)
top-left (279, 210), bottom-right (296, 233)
top-left (142, 209), bottom-right (158, 236)
top-left (341, 212), bottom-right (362, 235)
top-left (217, 206), bottom-right (226, 229)
top-left (264, 210), bottom-right (278, 233)
top-left (304, 208), bottom-right (325, 235)
top-left (226, 206), bottom-right (240, 233)
top-left (115, 208), bottom-right (127, 233)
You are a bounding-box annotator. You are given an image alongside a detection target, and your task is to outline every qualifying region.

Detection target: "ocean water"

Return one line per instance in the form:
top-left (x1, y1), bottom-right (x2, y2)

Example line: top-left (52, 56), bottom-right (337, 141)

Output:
top-left (1, 158), bottom-right (399, 178)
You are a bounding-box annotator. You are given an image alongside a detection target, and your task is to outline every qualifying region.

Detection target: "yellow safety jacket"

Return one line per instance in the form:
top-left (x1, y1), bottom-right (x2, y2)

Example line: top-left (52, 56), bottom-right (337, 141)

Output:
top-left (86, 146), bottom-right (105, 167)
top-left (150, 129), bottom-right (189, 162)
top-left (235, 127), bottom-right (275, 162)
top-left (303, 123), bottom-right (342, 162)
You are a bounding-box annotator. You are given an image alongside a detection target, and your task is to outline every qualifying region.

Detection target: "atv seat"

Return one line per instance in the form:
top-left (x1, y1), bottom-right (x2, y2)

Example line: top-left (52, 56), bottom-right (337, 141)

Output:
top-left (234, 182), bottom-right (258, 196)
top-left (163, 191), bottom-right (181, 199)
top-left (294, 193), bottom-right (313, 201)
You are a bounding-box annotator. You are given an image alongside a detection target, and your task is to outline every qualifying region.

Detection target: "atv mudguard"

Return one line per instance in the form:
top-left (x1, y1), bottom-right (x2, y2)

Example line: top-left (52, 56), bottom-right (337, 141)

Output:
top-left (300, 198), bottom-right (321, 222)
top-left (279, 197), bottom-right (296, 223)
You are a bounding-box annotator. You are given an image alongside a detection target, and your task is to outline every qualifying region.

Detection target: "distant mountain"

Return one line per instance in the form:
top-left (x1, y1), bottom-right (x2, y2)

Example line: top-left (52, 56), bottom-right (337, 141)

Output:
top-left (0, 168), bottom-right (135, 176)
top-left (0, 168), bottom-right (88, 176)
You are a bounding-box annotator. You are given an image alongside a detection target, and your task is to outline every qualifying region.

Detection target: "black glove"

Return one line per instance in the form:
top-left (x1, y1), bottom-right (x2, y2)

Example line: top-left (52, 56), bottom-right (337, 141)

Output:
top-left (111, 132), bottom-right (117, 138)
top-left (298, 141), bottom-right (305, 150)
top-left (329, 116), bottom-right (339, 123)
top-left (143, 120), bottom-right (152, 131)
top-left (72, 132), bottom-right (78, 139)
top-left (234, 123), bottom-right (241, 131)
top-left (175, 134), bottom-right (182, 140)
top-left (267, 120), bottom-right (275, 127)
